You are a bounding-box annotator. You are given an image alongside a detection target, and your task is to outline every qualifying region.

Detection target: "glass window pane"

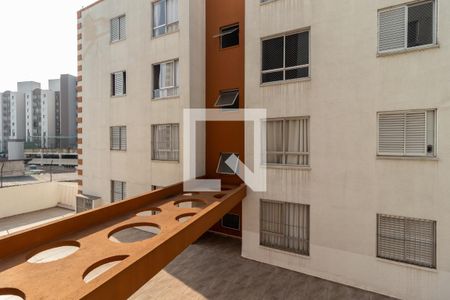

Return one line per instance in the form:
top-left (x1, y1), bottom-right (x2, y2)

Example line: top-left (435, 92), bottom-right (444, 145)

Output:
top-left (408, 2), bottom-right (434, 48)
top-left (285, 67), bottom-right (309, 80)
top-left (285, 32), bottom-right (309, 67)
top-left (153, 0), bottom-right (166, 28)
top-left (262, 37), bottom-right (284, 71)
top-left (262, 71), bottom-right (284, 83)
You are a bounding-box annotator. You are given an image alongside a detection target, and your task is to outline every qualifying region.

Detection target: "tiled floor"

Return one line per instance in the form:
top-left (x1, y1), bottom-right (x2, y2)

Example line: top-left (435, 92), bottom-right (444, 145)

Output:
top-left (131, 233), bottom-right (395, 300)
top-left (0, 207), bottom-right (74, 237)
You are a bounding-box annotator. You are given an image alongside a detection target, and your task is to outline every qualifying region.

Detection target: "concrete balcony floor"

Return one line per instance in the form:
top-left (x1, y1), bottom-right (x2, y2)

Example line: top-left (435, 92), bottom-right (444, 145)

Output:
top-left (131, 233), bottom-right (395, 300)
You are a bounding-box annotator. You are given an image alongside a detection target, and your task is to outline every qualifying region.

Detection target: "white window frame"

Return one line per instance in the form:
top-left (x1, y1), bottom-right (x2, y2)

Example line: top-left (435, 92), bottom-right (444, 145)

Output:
top-left (377, 109), bottom-right (437, 157)
top-left (264, 116), bottom-right (310, 167)
top-left (152, 123), bottom-right (179, 161)
top-left (152, 0), bottom-right (179, 37)
top-left (261, 29), bottom-right (310, 84)
top-left (378, 0), bottom-right (437, 54)
top-left (216, 152), bottom-right (240, 175)
top-left (152, 59), bottom-right (179, 99)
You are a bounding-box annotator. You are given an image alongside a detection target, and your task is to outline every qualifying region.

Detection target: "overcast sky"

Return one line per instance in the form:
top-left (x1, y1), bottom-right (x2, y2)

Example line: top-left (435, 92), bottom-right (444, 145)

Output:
top-left (0, 0), bottom-right (97, 91)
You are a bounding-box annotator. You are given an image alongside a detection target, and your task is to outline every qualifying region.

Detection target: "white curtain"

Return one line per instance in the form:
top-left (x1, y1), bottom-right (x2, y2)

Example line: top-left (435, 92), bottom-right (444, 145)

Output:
top-left (266, 120), bottom-right (283, 164)
top-left (153, 1), bottom-right (165, 28)
top-left (158, 62), bottom-right (174, 89)
top-left (167, 0), bottom-right (178, 24)
top-left (286, 119), bottom-right (301, 165)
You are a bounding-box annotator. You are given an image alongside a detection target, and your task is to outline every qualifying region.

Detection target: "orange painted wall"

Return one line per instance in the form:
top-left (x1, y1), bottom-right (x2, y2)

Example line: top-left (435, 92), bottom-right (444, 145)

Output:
top-left (206, 0), bottom-right (245, 237)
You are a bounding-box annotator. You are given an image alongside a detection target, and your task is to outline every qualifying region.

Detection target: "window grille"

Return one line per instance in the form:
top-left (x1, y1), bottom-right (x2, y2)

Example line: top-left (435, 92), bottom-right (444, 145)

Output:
top-left (152, 124), bottom-right (179, 161)
top-left (378, 1), bottom-right (435, 52)
top-left (260, 200), bottom-right (310, 255)
top-left (265, 117), bottom-right (310, 166)
top-left (262, 31), bottom-right (309, 83)
top-left (111, 15), bottom-right (126, 42)
top-left (377, 214), bottom-right (436, 268)
top-left (110, 126), bottom-right (127, 151)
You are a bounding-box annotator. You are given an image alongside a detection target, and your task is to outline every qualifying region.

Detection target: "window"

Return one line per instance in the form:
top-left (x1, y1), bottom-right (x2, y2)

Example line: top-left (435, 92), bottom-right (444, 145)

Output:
top-left (220, 24), bottom-right (239, 48)
top-left (265, 117), bottom-right (310, 166)
top-left (260, 200), bottom-right (310, 255)
top-left (378, 109), bottom-right (436, 157)
top-left (377, 214), bottom-right (436, 268)
top-left (153, 0), bottom-right (179, 37)
top-left (152, 124), bottom-right (179, 161)
top-left (151, 185), bottom-right (163, 191)
top-left (214, 89), bottom-right (239, 109)
top-left (217, 152), bottom-right (239, 175)
top-left (110, 126), bottom-right (127, 151)
top-left (378, 1), bottom-right (436, 53)
top-left (111, 15), bottom-right (126, 42)
top-left (221, 214), bottom-right (240, 230)
top-left (262, 31), bottom-right (309, 83)
top-left (111, 180), bottom-right (126, 202)
top-left (112, 71), bottom-right (126, 96)
top-left (153, 60), bottom-right (179, 99)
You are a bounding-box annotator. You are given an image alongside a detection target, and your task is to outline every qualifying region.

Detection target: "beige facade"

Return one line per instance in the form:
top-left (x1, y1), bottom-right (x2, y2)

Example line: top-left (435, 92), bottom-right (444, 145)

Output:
top-left (79, 0), bottom-right (450, 299)
top-left (243, 0), bottom-right (450, 299)
top-left (79, 0), bottom-right (205, 203)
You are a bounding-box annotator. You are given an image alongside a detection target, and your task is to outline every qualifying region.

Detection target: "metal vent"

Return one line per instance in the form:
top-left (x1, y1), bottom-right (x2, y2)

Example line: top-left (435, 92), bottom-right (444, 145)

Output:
top-left (377, 214), bottom-right (436, 268)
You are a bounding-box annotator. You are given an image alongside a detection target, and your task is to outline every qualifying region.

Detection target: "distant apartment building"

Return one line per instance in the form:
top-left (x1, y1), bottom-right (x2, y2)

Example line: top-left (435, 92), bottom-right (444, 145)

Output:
top-left (0, 91), bottom-right (25, 152)
top-left (25, 89), bottom-right (56, 148)
top-left (78, 0), bottom-right (450, 299)
top-left (48, 74), bottom-right (77, 147)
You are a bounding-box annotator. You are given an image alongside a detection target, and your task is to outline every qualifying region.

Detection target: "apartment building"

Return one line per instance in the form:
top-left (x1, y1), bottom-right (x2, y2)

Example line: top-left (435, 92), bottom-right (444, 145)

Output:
top-left (0, 91), bottom-right (25, 152)
top-left (49, 74), bottom-right (77, 147)
top-left (78, 0), bottom-right (450, 299)
top-left (25, 89), bottom-right (56, 148)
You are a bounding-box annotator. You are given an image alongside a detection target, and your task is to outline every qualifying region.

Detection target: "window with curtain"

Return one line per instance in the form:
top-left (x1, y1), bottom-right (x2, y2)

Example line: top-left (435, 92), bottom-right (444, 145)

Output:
top-left (111, 71), bottom-right (126, 96)
top-left (152, 123), bottom-right (179, 161)
top-left (262, 30), bottom-right (309, 83)
top-left (260, 199), bottom-right (310, 255)
top-left (153, 59), bottom-right (179, 99)
top-left (153, 0), bottom-right (179, 37)
top-left (110, 126), bottom-right (127, 151)
top-left (378, 0), bottom-right (436, 53)
top-left (378, 109), bottom-right (436, 157)
top-left (377, 214), bottom-right (436, 268)
top-left (111, 180), bottom-right (126, 202)
top-left (111, 15), bottom-right (126, 42)
top-left (265, 117), bottom-right (310, 167)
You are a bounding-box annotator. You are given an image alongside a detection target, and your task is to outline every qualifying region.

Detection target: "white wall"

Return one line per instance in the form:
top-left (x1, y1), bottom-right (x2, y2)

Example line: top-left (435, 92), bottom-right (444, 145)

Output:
top-left (244, 0), bottom-right (450, 299)
top-left (80, 0), bottom-right (205, 201)
top-left (0, 182), bottom-right (77, 219)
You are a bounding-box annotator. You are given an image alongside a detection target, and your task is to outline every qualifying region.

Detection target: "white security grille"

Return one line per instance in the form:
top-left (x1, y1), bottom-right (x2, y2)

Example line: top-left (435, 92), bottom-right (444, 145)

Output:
top-left (378, 110), bottom-right (435, 157)
top-left (111, 181), bottom-right (126, 202)
top-left (378, 1), bottom-right (435, 53)
top-left (111, 15), bottom-right (126, 42)
top-left (112, 71), bottom-right (126, 96)
top-left (260, 200), bottom-right (310, 255)
top-left (262, 31), bottom-right (309, 83)
top-left (377, 214), bottom-right (436, 268)
top-left (266, 117), bottom-right (310, 166)
top-left (152, 124), bottom-right (179, 161)
top-left (110, 126), bottom-right (127, 150)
